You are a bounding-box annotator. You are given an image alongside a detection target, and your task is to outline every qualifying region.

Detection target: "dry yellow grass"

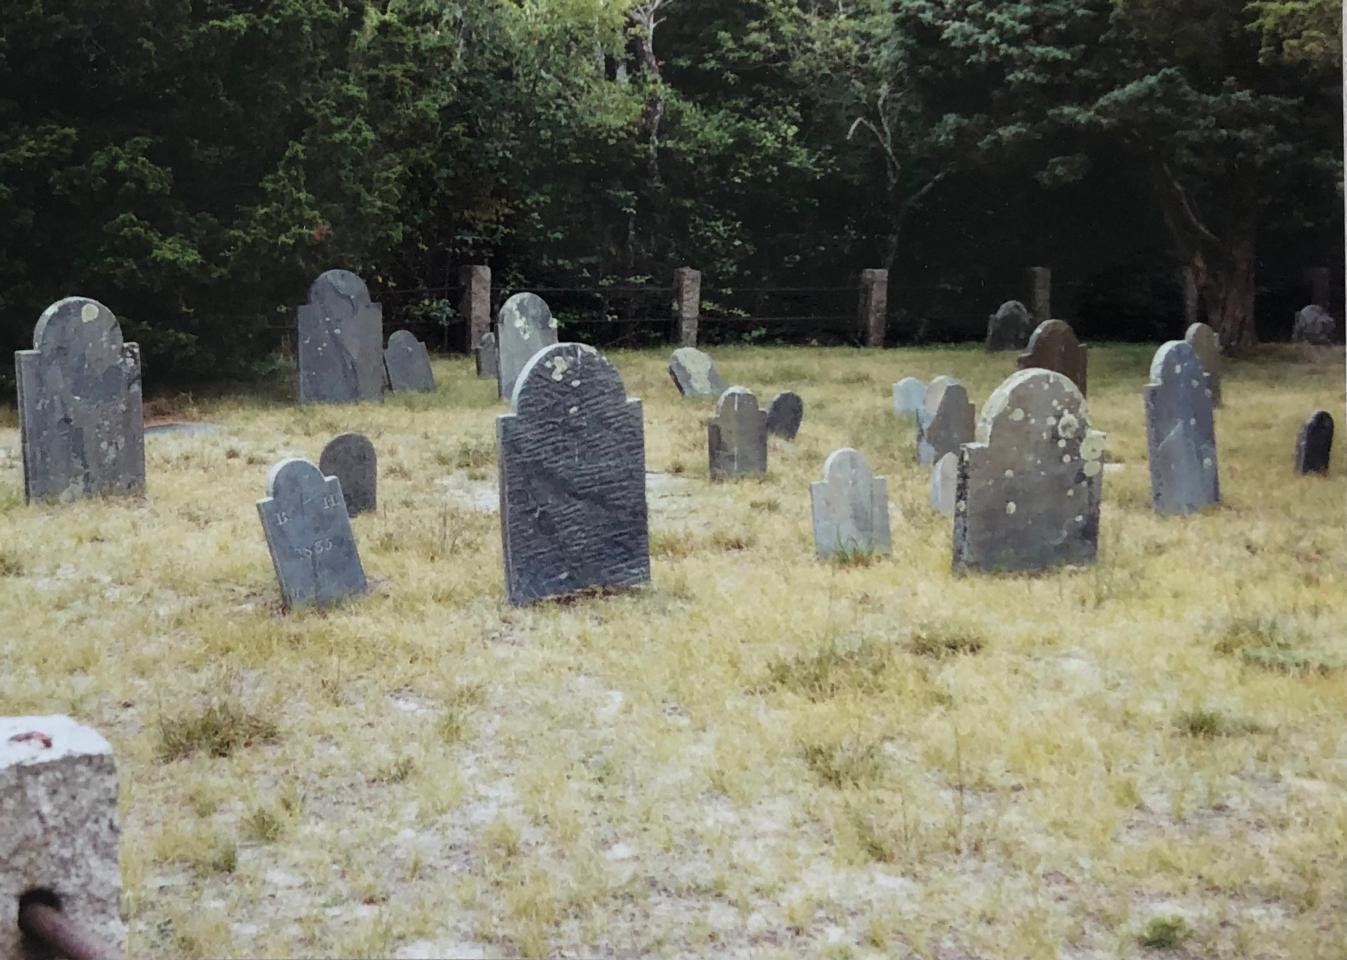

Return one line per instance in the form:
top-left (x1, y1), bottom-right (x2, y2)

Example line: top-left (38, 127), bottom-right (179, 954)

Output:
top-left (1, 342), bottom-right (1345, 959)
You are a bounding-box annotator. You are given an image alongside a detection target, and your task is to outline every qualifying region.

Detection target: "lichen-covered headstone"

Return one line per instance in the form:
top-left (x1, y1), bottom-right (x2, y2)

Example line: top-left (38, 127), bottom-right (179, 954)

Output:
top-left (384, 330), bottom-right (435, 393)
top-left (297, 269), bottom-right (385, 404)
top-left (257, 458), bottom-right (367, 609)
top-left (930, 451), bottom-right (957, 517)
top-left (708, 386), bottom-right (768, 479)
top-left (985, 300), bottom-right (1033, 351)
top-left (1292, 304), bottom-right (1335, 345)
top-left (1294, 410), bottom-right (1334, 475)
top-left (892, 377), bottom-right (926, 419)
top-left (1144, 341), bottom-right (1220, 515)
top-left (497, 293), bottom-right (559, 400)
top-left (1184, 322), bottom-right (1222, 407)
top-left (810, 449), bottom-right (891, 558)
top-left (669, 346), bottom-right (727, 398)
top-left (497, 343), bottom-right (649, 605)
top-left (1017, 319), bottom-right (1088, 396)
top-left (916, 376), bottom-right (975, 465)
top-left (475, 330), bottom-right (499, 380)
top-left (766, 391), bottom-right (804, 440)
top-left (953, 369), bottom-right (1105, 572)
top-left (319, 433), bottom-right (377, 516)
top-left (16, 297), bottom-right (145, 503)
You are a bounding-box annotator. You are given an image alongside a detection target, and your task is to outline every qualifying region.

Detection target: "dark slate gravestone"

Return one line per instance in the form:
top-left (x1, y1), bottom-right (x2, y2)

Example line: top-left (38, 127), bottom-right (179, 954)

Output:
top-left (1184, 322), bottom-right (1222, 407)
top-left (708, 387), bottom-right (768, 479)
top-left (954, 369), bottom-right (1105, 573)
top-left (810, 449), bottom-right (891, 558)
top-left (1144, 341), bottom-right (1220, 515)
top-left (1017, 319), bottom-right (1088, 396)
top-left (1295, 410), bottom-right (1334, 475)
top-left (497, 293), bottom-right (558, 400)
top-left (384, 330), bottom-right (435, 393)
top-left (1293, 304), bottom-right (1335, 345)
top-left (985, 300), bottom-right (1033, 352)
top-left (766, 391), bottom-right (804, 440)
top-left (892, 377), bottom-right (926, 420)
top-left (916, 376), bottom-right (975, 465)
top-left (257, 458), bottom-right (367, 610)
top-left (297, 269), bottom-right (385, 405)
top-left (16, 297), bottom-right (145, 503)
top-left (497, 342), bottom-right (649, 605)
top-left (475, 331), bottom-right (499, 380)
top-left (669, 347), bottom-right (727, 398)
top-left (319, 433), bottom-right (377, 516)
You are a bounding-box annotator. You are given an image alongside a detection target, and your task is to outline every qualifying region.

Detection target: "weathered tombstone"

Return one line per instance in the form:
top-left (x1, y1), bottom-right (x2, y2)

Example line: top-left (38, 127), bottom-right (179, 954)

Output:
top-left (496, 293), bottom-right (559, 401)
top-left (916, 376), bottom-right (975, 465)
top-left (953, 369), bottom-right (1105, 572)
top-left (673, 267), bottom-right (702, 347)
top-left (319, 433), bottom-right (377, 516)
top-left (810, 449), bottom-right (892, 558)
top-left (708, 386), bottom-right (768, 479)
top-left (1028, 266), bottom-right (1051, 325)
top-left (930, 451), bottom-right (957, 518)
top-left (384, 330), bottom-right (435, 393)
top-left (296, 269), bottom-right (385, 404)
top-left (858, 269), bottom-right (889, 347)
top-left (892, 377), bottom-right (926, 419)
top-left (1017, 319), bottom-right (1088, 396)
top-left (475, 330), bottom-right (499, 380)
top-left (497, 342), bottom-right (649, 605)
top-left (985, 300), bottom-right (1033, 351)
top-left (765, 391), bottom-right (804, 440)
top-left (1144, 341), bottom-right (1220, 515)
top-left (16, 297), bottom-right (145, 503)
top-left (1292, 304), bottom-right (1335, 345)
top-left (460, 264), bottom-right (492, 352)
top-left (1184, 322), bottom-right (1222, 407)
top-left (257, 458), bottom-right (367, 609)
top-left (668, 346), bottom-right (727, 398)
top-left (1294, 410), bottom-right (1334, 475)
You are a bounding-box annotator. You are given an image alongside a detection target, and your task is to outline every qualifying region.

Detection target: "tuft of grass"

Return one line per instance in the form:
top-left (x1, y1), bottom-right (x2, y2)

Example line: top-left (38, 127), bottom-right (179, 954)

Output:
top-left (243, 804), bottom-right (287, 843)
top-left (1137, 915), bottom-right (1190, 949)
top-left (1239, 646), bottom-right (1343, 676)
top-left (800, 737), bottom-right (885, 788)
top-left (908, 628), bottom-right (984, 659)
top-left (827, 544), bottom-right (880, 568)
top-left (763, 640), bottom-right (891, 701)
top-left (438, 436), bottom-right (495, 470)
top-left (372, 756), bottom-right (416, 784)
top-left (749, 498), bottom-right (780, 513)
top-left (1174, 708), bottom-right (1264, 739)
top-left (436, 683), bottom-right (485, 745)
top-left (709, 530), bottom-right (755, 551)
top-left (156, 701), bottom-right (279, 762)
top-left (0, 549), bottom-right (24, 576)
top-left (650, 530), bottom-right (697, 559)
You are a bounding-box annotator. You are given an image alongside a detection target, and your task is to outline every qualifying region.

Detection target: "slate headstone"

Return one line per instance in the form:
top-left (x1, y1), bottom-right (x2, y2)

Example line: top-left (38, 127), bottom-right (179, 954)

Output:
top-left (892, 377), bottom-right (926, 419)
top-left (1144, 341), bottom-right (1220, 515)
top-left (1184, 322), bottom-right (1222, 407)
top-left (296, 269), bottom-right (385, 405)
top-left (384, 330), bottom-right (435, 393)
top-left (669, 346), bottom-right (727, 398)
top-left (16, 297), bottom-right (145, 503)
top-left (766, 391), bottom-right (804, 440)
top-left (708, 387), bottom-right (768, 479)
top-left (1293, 304), bottom-right (1335, 345)
top-left (985, 300), bottom-right (1033, 351)
top-left (1017, 319), bottom-right (1088, 396)
top-left (475, 330), bottom-right (499, 380)
top-left (497, 342), bottom-right (649, 605)
top-left (319, 433), bottom-right (377, 516)
top-left (916, 376), bottom-right (975, 465)
top-left (257, 458), bottom-right (368, 609)
top-left (811, 449), bottom-right (891, 558)
top-left (930, 451), bottom-right (957, 518)
top-left (1294, 410), bottom-right (1334, 475)
top-left (497, 293), bottom-right (559, 400)
top-left (954, 369), bottom-right (1105, 572)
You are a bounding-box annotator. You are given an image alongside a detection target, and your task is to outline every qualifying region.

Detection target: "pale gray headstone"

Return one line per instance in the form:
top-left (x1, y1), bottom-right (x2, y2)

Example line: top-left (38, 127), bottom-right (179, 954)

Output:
top-left (985, 300), bottom-right (1033, 351)
top-left (892, 377), bottom-right (926, 419)
top-left (1144, 341), bottom-right (1220, 515)
top-left (384, 330), bottom-right (435, 393)
top-left (1295, 410), bottom-right (1334, 475)
top-left (1292, 304), bottom-right (1335, 345)
top-left (669, 346), bottom-right (727, 397)
top-left (16, 297), bottom-right (145, 503)
top-left (708, 387), bottom-right (768, 479)
top-left (811, 449), bottom-right (891, 558)
top-left (766, 391), bottom-right (804, 440)
top-left (1184, 322), bottom-right (1221, 406)
top-left (930, 451), bottom-right (958, 517)
top-left (497, 343), bottom-right (649, 605)
top-left (297, 270), bottom-right (385, 404)
top-left (916, 376), bottom-right (975, 465)
top-left (1017, 319), bottom-right (1087, 396)
top-left (319, 433), bottom-right (377, 516)
top-left (497, 293), bottom-right (558, 400)
top-left (475, 330), bottom-right (499, 380)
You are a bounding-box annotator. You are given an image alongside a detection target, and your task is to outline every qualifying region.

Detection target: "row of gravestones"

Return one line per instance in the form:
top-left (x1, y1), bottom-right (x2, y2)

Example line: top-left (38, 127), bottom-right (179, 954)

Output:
top-left (669, 345), bottom-right (805, 440)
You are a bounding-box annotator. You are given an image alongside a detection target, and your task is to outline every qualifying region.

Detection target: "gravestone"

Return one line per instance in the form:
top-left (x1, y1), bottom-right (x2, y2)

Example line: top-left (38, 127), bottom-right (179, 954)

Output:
top-left (669, 346), bottom-right (727, 397)
top-left (916, 376), bottom-right (975, 465)
top-left (319, 433), bottom-right (377, 516)
top-left (1144, 341), bottom-right (1220, 515)
top-left (497, 342), bottom-right (649, 605)
top-left (1184, 322), bottom-right (1222, 406)
top-left (708, 387), bottom-right (768, 479)
top-left (673, 267), bottom-right (702, 346)
top-left (953, 369), bottom-right (1105, 572)
top-left (460, 264), bottom-right (491, 353)
top-left (16, 296), bottom-right (145, 503)
top-left (497, 293), bottom-right (559, 400)
top-left (985, 300), bottom-right (1033, 351)
top-left (810, 449), bottom-right (892, 558)
top-left (930, 451), bottom-right (958, 518)
top-left (257, 458), bottom-right (367, 609)
top-left (1293, 304), bottom-right (1335, 345)
top-left (384, 330), bottom-right (435, 393)
top-left (1017, 319), bottom-right (1087, 396)
top-left (296, 269), bottom-right (385, 404)
top-left (892, 377), bottom-right (926, 419)
top-left (766, 391), bottom-right (804, 440)
top-left (475, 330), bottom-right (499, 380)
top-left (1294, 410), bottom-right (1334, 475)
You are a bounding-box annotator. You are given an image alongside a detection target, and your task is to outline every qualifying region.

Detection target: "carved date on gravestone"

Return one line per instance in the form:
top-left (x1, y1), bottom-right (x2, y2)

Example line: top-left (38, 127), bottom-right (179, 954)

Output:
top-left (257, 458), bottom-right (367, 609)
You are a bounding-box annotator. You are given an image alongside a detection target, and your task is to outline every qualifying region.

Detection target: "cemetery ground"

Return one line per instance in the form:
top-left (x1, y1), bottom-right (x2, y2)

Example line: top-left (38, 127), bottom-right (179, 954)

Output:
top-left (2, 343), bottom-right (1345, 960)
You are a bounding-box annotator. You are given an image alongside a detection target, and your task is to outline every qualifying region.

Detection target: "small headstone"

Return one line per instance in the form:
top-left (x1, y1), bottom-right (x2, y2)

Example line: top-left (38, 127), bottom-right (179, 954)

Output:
top-left (16, 296), bottom-right (145, 503)
top-left (1292, 304), bottom-right (1335, 345)
top-left (1184, 322), bottom-right (1222, 406)
top-left (475, 330), bottom-right (499, 380)
top-left (892, 377), bottom-right (926, 419)
top-left (296, 269), bottom-right (385, 404)
top-left (766, 391), bottom-right (804, 440)
top-left (954, 369), bottom-right (1105, 572)
top-left (497, 343), bottom-right (649, 605)
top-left (811, 449), bottom-right (892, 558)
top-left (1144, 341), bottom-right (1220, 515)
top-left (257, 458), bottom-right (367, 609)
top-left (460, 264), bottom-right (492, 351)
top-left (319, 433), bottom-right (377, 516)
top-left (709, 387), bottom-right (768, 479)
top-left (384, 330), bottom-right (435, 393)
top-left (930, 451), bottom-right (957, 517)
top-left (669, 346), bottom-right (727, 397)
top-left (497, 293), bottom-right (559, 400)
top-left (1294, 410), bottom-right (1334, 475)
top-left (985, 300), bottom-right (1033, 351)
top-left (1017, 319), bottom-right (1088, 396)
top-left (916, 376), bottom-right (975, 465)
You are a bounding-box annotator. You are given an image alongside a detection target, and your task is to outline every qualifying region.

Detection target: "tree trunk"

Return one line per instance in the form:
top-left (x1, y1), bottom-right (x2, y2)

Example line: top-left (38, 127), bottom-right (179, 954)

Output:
top-left (1196, 219), bottom-right (1257, 349)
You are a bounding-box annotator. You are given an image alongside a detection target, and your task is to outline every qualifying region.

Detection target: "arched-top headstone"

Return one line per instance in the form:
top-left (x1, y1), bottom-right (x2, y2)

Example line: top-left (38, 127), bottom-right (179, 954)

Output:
top-left (16, 297), bottom-right (145, 503)
top-left (296, 269), bottom-right (385, 405)
top-left (766, 391), bottom-right (804, 440)
top-left (1017, 319), bottom-right (1088, 396)
top-left (916, 376), bottom-right (975, 465)
top-left (1292, 304), bottom-right (1335, 345)
top-left (257, 458), bottom-right (367, 609)
top-left (497, 293), bottom-right (559, 400)
top-left (810, 449), bottom-right (891, 559)
top-left (475, 330), bottom-right (499, 380)
top-left (1294, 410), bottom-right (1334, 475)
top-left (893, 377), bottom-right (926, 419)
top-left (319, 433), bottom-right (377, 516)
top-left (497, 343), bottom-right (649, 605)
top-left (708, 386), bottom-right (768, 479)
top-left (954, 369), bottom-right (1105, 572)
top-left (986, 300), bottom-right (1033, 351)
top-left (1184, 322), bottom-right (1221, 407)
top-left (1144, 341), bottom-right (1220, 515)
top-left (930, 451), bottom-right (957, 517)
top-left (384, 330), bottom-right (435, 393)
top-left (669, 346), bottom-right (727, 397)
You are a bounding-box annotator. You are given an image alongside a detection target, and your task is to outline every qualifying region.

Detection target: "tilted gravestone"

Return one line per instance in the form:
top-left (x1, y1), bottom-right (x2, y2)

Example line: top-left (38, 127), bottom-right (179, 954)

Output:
top-left (1184, 322), bottom-right (1222, 407)
top-left (668, 346), bottom-right (727, 398)
top-left (985, 300), bottom-right (1033, 351)
top-left (1295, 410), bottom-right (1334, 475)
top-left (766, 391), bottom-right (804, 440)
top-left (708, 387), bottom-right (768, 479)
top-left (1144, 341), bottom-right (1220, 515)
top-left (384, 330), bottom-right (435, 393)
top-left (916, 376), bottom-right (975, 465)
top-left (892, 377), bottom-right (926, 419)
top-left (954, 369), bottom-right (1105, 572)
top-left (1017, 319), bottom-right (1088, 396)
top-left (497, 343), bottom-right (649, 605)
top-left (257, 458), bottom-right (367, 609)
top-left (297, 269), bottom-right (385, 404)
top-left (475, 330), bottom-right (499, 380)
top-left (16, 297), bottom-right (145, 503)
top-left (319, 433), bottom-right (377, 516)
top-left (497, 293), bottom-right (558, 400)
top-left (1292, 304), bottom-right (1335, 345)
top-left (930, 451), bottom-right (958, 518)
top-left (810, 449), bottom-right (891, 558)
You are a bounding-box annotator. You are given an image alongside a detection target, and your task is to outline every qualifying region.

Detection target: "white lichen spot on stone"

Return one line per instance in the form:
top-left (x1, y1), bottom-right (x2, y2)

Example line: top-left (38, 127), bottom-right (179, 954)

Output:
top-left (1173, 364), bottom-right (1182, 375)
top-left (568, 405), bottom-right (579, 415)
top-left (571, 379), bottom-right (582, 387)
top-left (1010, 408), bottom-right (1025, 422)
top-left (1191, 379), bottom-right (1200, 388)
top-left (1075, 514), bottom-right (1084, 523)
top-left (1057, 439), bottom-right (1067, 448)
top-left (1083, 460), bottom-right (1102, 477)
top-left (1004, 469), bottom-right (1014, 479)
top-left (80, 303), bottom-right (99, 322)
top-left (550, 356), bottom-right (571, 381)
top-left (1203, 457), bottom-right (1213, 469)
top-left (1079, 432), bottom-right (1105, 462)
top-left (1005, 501), bottom-right (1017, 515)
top-left (1066, 487), bottom-right (1075, 497)
top-left (1189, 417), bottom-right (1196, 427)
top-left (1056, 412), bottom-right (1079, 439)
top-left (956, 501), bottom-right (967, 513)
top-left (549, 317), bottom-right (559, 329)
top-left (1061, 454), bottom-right (1072, 463)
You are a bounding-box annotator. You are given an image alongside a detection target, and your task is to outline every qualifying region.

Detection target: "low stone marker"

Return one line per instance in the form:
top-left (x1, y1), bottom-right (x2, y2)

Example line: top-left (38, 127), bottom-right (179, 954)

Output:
top-left (1017, 319), bottom-right (1088, 396)
top-left (916, 376), bottom-right (975, 465)
top-left (1295, 410), bottom-right (1334, 475)
top-left (1144, 341), bottom-right (1220, 515)
top-left (2, 715), bottom-right (124, 959)
top-left (930, 451), bottom-right (957, 517)
top-left (1293, 304), bottom-right (1335, 344)
top-left (811, 449), bottom-right (891, 558)
top-left (16, 297), bottom-right (145, 503)
top-left (497, 343), bottom-right (649, 605)
top-left (709, 387), bottom-right (768, 479)
top-left (892, 377), bottom-right (926, 419)
top-left (319, 433), bottom-right (377, 516)
top-left (766, 391), bottom-right (804, 440)
top-left (954, 369), bottom-right (1105, 572)
top-left (985, 300), bottom-right (1033, 351)
top-left (475, 330), bottom-right (499, 380)
top-left (297, 269), bottom-right (385, 404)
top-left (497, 292), bottom-right (559, 400)
top-left (669, 346), bottom-right (727, 397)
top-left (1184, 322), bottom-right (1222, 406)
top-left (384, 330), bottom-right (435, 393)
top-left (257, 458), bottom-right (368, 609)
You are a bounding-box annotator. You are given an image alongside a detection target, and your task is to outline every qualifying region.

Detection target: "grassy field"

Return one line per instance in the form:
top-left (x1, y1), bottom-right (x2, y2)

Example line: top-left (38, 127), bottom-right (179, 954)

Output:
top-left (2, 342), bottom-right (1345, 959)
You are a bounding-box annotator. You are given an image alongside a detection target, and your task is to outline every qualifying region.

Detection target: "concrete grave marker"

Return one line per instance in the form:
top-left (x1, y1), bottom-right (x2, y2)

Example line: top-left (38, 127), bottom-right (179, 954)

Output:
top-left (319, 433), bottom-right (377, 516)
top-left (669, 346), bottom-right (727, 398)
top-left (16, 296), bottom-right (145, 503)
top-left (475, 330), bottom-right (499, 380)
top-left (1184, 322), bottom-right (1222, 406)
top-left (1144, 341), bottom-right (1220, 514)
top-left (930, 451), bottom-right (957, 517)
top-left (497, 343), bottom-right (649, 605)
top-left (892, 377), bottom-right (926, 419)
top-left (766, 391), bottom-right (804, 440)
top-left (916, 376), bottom-right (975, 465)
top-left (708, 387), bottom-right (768, 479)
top-left (384, 330), bottom-right (435, 393)
top-left (1295, 410), bottom-right (1334, 475)
top-left (1017, 319), bottom-right (1088, 396)
top-left (257, 458), bottom-right (367, 609)
top-left (1293, 304), bottom-right (1335, 344)
top-left (297, 269), bottom-right (385, 404)
top-left (497, 293), bottom-right (558, 400)
top-left (985, 300), bottom-right (1033, 351)
top-left (811, 449), bottom-right (891, 558)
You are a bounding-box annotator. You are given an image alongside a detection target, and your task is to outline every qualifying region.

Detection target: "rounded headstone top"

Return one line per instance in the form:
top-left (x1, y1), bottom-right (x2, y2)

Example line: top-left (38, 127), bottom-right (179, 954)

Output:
top-left (993, 300), bottom-right (1030, 320)
top-left (499, 292), bottom-right (556, 334)
top-left (322, 432), bottom-right (375, 458)
top-left (387, 329), bottom-right (419, 349)
top-left (977, 368), bottom-right (1085, 444)
top-left (510, 342), bottom-right (625, 414)
top-left (1148, 340), bottom-right (1201, 385)
top-left (32, 296), bottom-right (125, 354)
top-left (715, 385), bottom-right (760, 414)
top-left (1025, 318), bottom-right (1077, 346)
top-left (265, 457), bottom-right (326, 497)
top-left (308, 269), bottom-right (372, 306)
top-left (923, 375), bottom-right (963, 417)
top-left (821, 447), bottom-right (873, 482)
